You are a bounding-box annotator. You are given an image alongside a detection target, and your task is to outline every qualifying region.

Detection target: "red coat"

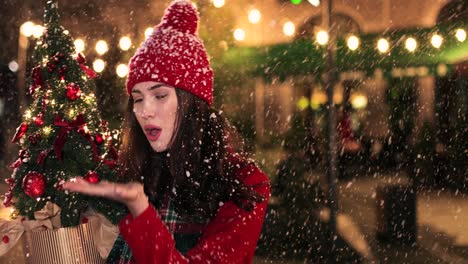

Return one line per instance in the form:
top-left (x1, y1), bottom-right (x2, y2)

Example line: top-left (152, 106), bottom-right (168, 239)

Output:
top-left (119, 164), bottom-right (270, 264)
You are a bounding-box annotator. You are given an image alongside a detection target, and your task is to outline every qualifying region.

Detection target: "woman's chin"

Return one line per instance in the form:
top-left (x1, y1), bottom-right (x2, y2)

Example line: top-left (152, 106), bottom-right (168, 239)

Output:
top-left (150, 142), bottom-right (167, 153)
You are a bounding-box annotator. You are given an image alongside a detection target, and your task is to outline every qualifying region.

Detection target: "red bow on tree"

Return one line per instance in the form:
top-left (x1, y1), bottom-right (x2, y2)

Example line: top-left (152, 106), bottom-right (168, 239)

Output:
top-left (53, 114), bottom-right (86, 160)
top-left (76, 53), bottom-right (97, 79)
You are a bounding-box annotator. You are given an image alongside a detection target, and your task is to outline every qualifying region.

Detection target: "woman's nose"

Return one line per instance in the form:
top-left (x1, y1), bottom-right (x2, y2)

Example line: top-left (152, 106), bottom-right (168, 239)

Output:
top-left (140, 103), bottom-right (155, 119)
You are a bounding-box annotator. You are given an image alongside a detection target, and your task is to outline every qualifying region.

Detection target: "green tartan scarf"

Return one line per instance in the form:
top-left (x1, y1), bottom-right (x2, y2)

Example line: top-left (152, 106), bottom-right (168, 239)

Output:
top-left (106, 198), bottom-right (205, 264)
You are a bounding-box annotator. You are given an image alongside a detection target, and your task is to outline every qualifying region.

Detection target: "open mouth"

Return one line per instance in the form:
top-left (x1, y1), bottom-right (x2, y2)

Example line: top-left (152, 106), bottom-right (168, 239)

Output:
top-left (144, 126), bottom-right (162, 141)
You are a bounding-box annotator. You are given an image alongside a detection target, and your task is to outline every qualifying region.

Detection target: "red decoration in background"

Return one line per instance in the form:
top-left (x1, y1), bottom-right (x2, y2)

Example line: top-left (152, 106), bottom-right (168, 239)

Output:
top-left (11, 123), bottom-right (29, 143)
top-left (76, 53), bottom-right (97, 79)
top-left (30, 66), bottom-right (44, 96)
top-left (53, 114), bottom-right (86, 161)
top-left (3, 191), bottom-right (13, 207)
top-left (37, 149), bottom-right (52, 168)
top-left (95, 133), bottom-right (104, 145)
top-left (22, 172), bottom-right (46, 198)
top-left (76, 53), bottom-right (86, 64)
top-left (9, 149), bottom-right (29, 169)
top-left (66, 83), bottom-right (81, 100)
top-left (81, 217), bottom-right (89, 224)
top-left (58, 65), bottom-right (67, 80)
top-left (47, 61), bottom-right (56, 73)
top-left (3, 176), bottom-right (16, 207)
top-left (34, 112), bottom-right (44, 127)
top-left (84, 171), bottom-right (100, 183)
top-left (28, 133), bottom-right (42, 145)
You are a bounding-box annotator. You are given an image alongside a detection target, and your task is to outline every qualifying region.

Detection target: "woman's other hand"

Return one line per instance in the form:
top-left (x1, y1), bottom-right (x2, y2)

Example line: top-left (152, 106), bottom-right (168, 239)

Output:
top-left (63, 177), bottom-right (149, 218)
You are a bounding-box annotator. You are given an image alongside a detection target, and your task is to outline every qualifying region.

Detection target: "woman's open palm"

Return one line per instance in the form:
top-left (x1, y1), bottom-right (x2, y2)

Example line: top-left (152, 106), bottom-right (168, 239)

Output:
top-left (63, 177), bottom-right (149, 216)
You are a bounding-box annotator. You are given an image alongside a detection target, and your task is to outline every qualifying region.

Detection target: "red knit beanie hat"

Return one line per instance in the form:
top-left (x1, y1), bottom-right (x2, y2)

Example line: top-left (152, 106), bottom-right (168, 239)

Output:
top-left (126, 0), bottom-right (213, 105)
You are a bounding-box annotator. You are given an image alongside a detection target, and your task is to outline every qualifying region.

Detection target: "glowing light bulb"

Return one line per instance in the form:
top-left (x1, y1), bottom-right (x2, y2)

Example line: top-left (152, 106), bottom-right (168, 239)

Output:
top-left (377, 38), bottom-right (389, 53)
top-left (431, 34), bottom-right (443, 48)
top-left (455, 29), bottom-right (466, 42)
top-left (283, 21), bottom-right (295, 36)
top-left (119, 36), bottom-right (132, 51)
top-left (145, 27), bottom-right (154, 39)
top-left (248, 9), bottom-right (261, 24)
top-left (212, 0), bottom-right (225, 8)
top-left (234, 28), bottom-right (245, 41)
top-left (95, 40), bottom-right (108, 55)
top-left (93, 59), bottom-right (105, 73)
top-left (347, 35), bottom-right (359, 50)
top-left (316, 30), bottom-right (328, 45)
top-left (116, 64), bottom-right (129, 78)
top-left (405, 37), bottom-right (417, 52)
top-left (74, 39), bottom-right (85, 53)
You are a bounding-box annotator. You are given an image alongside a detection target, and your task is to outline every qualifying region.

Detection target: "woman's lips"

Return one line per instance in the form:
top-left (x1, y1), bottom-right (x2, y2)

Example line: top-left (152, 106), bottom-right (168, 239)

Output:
top-left (144, 125), bottom-right (162, 141)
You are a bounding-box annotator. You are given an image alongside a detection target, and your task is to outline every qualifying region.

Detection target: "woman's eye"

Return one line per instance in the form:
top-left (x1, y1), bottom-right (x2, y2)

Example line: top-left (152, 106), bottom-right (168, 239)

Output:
top-left (134, 98), bottom-right (142, 103)
top-left (156, 94), bottom-right (167, 99)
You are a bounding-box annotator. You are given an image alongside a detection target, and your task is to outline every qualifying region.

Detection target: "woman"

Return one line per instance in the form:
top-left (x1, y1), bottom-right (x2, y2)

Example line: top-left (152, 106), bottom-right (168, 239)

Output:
top-left (63, 1), bottom-right (270, 263)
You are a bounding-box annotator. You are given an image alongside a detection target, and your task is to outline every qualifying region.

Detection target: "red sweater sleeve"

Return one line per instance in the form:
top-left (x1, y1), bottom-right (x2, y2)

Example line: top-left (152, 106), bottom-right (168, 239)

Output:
top-left (119, 165), bottom-right (270, 264)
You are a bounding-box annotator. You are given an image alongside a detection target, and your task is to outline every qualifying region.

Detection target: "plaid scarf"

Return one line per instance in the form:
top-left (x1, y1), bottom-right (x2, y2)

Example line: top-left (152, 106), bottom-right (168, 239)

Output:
top-left (106, 197), bottom-right (207, 264)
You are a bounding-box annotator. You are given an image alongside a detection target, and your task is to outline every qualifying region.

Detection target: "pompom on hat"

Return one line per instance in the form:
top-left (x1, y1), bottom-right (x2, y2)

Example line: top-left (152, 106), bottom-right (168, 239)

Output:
top-left (126, 0), bottom-right (214, 105)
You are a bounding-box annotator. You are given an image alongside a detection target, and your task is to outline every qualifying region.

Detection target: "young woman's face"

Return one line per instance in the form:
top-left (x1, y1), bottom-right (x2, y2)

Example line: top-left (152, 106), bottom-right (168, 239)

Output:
top-left (131, 81), bottom-right (178, 152)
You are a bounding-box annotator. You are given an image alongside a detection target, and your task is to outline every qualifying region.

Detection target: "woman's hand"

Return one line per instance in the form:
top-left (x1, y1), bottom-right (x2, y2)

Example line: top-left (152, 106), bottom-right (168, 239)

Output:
top-left (62, 177), bottom-right (149, 218)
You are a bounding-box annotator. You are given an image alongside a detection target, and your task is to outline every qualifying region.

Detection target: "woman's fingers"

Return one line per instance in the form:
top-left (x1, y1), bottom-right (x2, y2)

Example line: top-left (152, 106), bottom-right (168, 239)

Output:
top-left (62, 177), bottom-right (142, 204)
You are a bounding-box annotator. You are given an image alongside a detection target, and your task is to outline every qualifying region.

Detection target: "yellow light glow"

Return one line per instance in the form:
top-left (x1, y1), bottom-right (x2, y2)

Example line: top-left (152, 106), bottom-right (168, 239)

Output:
top-left (455, 29), bottom-right (466, 42)
top-left (248, 9), bottom-right (261, 24)
top-left (42, 126), bottom-right (52, 136)
top-left (74, 39), bottom-right (85, 53)
top-left (68, 109), bottom-right (75, 119)
top-left (95, 40), bottom-right (108, 55)
top-left (311, 91), bottom-right (327, 109)
top-left (405, 37), bottom-right (417, 52)
top-left (51, 99), bottom-right (56, 106)
top-left (283, 21), bottom-right (295, 37)
top-left (145, 27), bottom-right (154, 39)
top-left (119, 36), bottom-right (132, 51)
top-left (32, 25), bottom-right (44, 38)
top-left (347, 35), bottom-right (359, 50)
top-left (377, 38), bottom-right (389, 53)
top-left (116, 64), bottom-right (129, 78)
top-left (351, 93), bottom-right (368, 109)
top-left (234, 28), bottom-right (245, 41)
top-left (316, 30), bottom-right (328, 45)
top-left (212, 0), bottom-right (225, 8)
top-left (20, 21), bottom-right (35, 37)
top-left (93, 59), bottom-right (105, 73)
top-left (308, 0), bottom-right (320, 6)
top-left (24, 110), bottom-right (32, 120)
top-left (431, 34), bottom-right (443, 48)
top-left (297, 96), bottom-right (309, 110)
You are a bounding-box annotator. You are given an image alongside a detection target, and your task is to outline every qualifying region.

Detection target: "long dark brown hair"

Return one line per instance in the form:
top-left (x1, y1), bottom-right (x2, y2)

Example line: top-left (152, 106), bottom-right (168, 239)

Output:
top-left (118, 88), bottom-right (266, 222)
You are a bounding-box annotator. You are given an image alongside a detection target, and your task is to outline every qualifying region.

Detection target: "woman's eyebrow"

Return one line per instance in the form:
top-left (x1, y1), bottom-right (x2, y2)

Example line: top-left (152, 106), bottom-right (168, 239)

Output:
top-left (148, 84), bottom-right (170, 90)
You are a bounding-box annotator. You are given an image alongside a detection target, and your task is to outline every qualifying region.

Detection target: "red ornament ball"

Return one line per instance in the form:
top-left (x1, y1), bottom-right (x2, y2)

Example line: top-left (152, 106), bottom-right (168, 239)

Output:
top-left (66, 83), bottom-right (81, 100)
top-left (95, 133), bottom-right (104, 145)
top-left (2, 235), bottom-right (9, 244)
top-left (84, 171), bottom-right (100, 184)
top-left (34, 113), bottom-right (44, 127)
top-left (22, 172), bottom-right (46, 198)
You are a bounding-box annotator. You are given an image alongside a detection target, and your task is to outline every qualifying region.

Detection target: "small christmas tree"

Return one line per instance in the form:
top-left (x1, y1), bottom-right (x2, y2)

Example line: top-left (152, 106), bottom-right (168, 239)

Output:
top-left (4, 0), bottom-right (126, 227)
